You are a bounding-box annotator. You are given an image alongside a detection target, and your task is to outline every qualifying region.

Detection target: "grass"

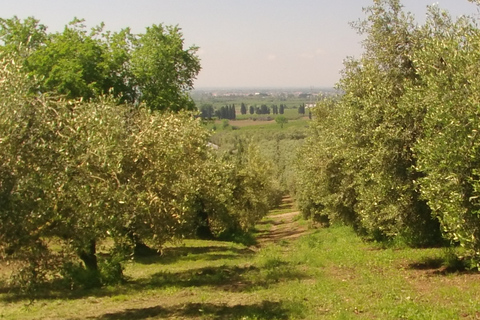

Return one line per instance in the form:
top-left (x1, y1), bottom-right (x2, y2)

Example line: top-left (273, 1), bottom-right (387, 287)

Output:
top-left (204, 116), bottom-right (309, 133)
top-left (268, 197), bottom-right (298, 216)
top-left (235, 108), bottom-right (306, 121)
top-left (3, 209), bottom-right (480, 319)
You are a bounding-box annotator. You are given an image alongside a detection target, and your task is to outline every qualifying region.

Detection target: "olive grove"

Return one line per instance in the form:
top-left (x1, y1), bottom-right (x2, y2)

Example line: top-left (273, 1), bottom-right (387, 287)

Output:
top-left (297, 0), bottom-right (480, 265)
top-left (0, 19), bottom-right (278, 291)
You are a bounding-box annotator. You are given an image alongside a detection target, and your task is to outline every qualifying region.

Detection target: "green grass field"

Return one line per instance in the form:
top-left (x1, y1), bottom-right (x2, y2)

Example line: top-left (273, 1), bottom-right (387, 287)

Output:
top-left (234, 108), bottom-right (307, 121)
top-left (2, 199), bottom-right (480, 319)
top-left (204, 116), bottom-right (309, 133)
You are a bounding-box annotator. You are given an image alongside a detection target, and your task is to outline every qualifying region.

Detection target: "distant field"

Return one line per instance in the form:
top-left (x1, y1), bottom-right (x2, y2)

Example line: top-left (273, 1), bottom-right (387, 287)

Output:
top-left (207, 117), bottom-right (310, 132)
top-left (226, 119), bottom-right (274, 127)
top-left (194, 89), bottom-right (318, 123)
top-left (235, 108), bottom-right (307, 121)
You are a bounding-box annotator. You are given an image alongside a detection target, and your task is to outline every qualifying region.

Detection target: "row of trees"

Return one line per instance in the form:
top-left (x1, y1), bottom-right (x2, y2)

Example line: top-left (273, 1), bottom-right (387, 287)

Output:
top-left (199, 104), bottom-right (236, 120)
top-left (271, 104), bottom-right (286, 115)
top-left (238, 103), bottom-right (287, 115)
top-left (0, 19), bottom-right (280, 291)
top-left (240, 102), bottom-right (247, 114)
top-left (216, 104), bottom-right (237, 120)
top-left (247, 104), bottom-right (287, 115)
top-left (200, 103), bottom-right (290, 119)
top-left (202, 102), bottom-right (311, 120)
top-left (297, 0), bottom-right (480, 266)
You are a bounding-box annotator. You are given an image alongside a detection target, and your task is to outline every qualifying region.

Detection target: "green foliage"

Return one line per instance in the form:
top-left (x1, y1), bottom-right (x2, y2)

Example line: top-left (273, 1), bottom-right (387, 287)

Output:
top-left (297, 0), bottom-right (480, 258)
top-left (229, 142), bottom-right (282, 228)
top-left (210, 120), bottom-right (307, 197)
top-left (0, 56), bottom-right (211, 289)
top-left (0, 54), bottom-right (283, 289)
top-left (298, 103), bottom-right (305, 115)
top-left (131, 24), bottom-right (200, 111)
top-left (296, 98), bottom-right (358, 228)
top-left (199, 103), bottom-right (214, 119)
top-left (0, 16), bottom-right (46, 54)
top-left (214, 105), bottom-right (236, 120)
top-left (275, 115), bottom-right (288, 128)
top-left (27, 19), bottom-right (110, 100)
top-left (342, 0), bottom-right (441, 245)
top-left (296, 0), bottom-right (442, 246)
top-left (411, 8), bottom-right (480, 263)
top-left (222, 119), bottom-right (230, 129)
top-left (240, 102), bottom-right (247, 115)
top-left (0, 17), bottom-right (200, 112)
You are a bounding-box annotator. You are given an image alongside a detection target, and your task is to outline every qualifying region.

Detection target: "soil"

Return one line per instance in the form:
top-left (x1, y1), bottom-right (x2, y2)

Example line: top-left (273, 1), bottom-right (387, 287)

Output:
top-left (255, 211), bottom-right (310, 247)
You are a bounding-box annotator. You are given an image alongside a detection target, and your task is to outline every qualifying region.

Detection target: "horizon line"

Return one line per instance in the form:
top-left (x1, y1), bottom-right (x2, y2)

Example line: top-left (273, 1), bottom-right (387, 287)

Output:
top-left (193, 85), bottom-right (336, 90)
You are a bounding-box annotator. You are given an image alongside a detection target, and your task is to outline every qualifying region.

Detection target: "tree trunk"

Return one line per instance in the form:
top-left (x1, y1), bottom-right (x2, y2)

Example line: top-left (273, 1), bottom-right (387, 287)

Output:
top-left (78, 239), bottom-right (98, 272)
top-left (196, 208), bottom-right (214, 240)
top-left (127, 229), bottom-right (157, 256)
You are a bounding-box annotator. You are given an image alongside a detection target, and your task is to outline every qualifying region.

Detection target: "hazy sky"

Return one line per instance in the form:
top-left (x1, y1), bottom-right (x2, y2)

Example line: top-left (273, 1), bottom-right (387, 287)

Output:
top-left (1, 0), bottom-right (478, 88)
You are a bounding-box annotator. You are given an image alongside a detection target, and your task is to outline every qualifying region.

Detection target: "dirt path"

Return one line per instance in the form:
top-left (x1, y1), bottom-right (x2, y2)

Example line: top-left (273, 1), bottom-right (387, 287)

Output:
top-left (255, 210), bottom-right (310, 247)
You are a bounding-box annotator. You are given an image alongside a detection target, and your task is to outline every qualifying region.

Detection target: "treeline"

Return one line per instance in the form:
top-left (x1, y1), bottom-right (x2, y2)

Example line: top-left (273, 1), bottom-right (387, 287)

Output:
top-left (199, 104), bottom-right (236, 120)
top-left (200, 103), bottom-right (300, 120)
top-left (245, 104), bottom-right (287, 115)
top-left (297, 0), bottom-right (480, 267)
top-left (0, 18), bottom-right (280, 292)
top-left (199, 102), bottom-right (310, 120)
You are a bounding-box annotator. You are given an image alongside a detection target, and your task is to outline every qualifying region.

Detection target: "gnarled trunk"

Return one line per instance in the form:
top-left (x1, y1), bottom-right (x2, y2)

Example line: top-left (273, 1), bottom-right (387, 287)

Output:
top-left (78, 239), bottom-right (98, 272)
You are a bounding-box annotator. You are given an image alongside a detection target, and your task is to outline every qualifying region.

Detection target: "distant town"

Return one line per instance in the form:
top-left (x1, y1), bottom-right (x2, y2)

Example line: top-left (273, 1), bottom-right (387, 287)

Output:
top-left (191, 87), bottom-right (339, 100)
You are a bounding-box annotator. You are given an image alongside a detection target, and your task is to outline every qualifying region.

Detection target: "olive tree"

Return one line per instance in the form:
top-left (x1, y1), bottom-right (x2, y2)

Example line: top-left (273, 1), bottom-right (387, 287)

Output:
top-left (412, 7), bottom-right (480, 264)
top-left (296, 0), bottom-right (443, 246)
top-left (296, 98), bottom-right (358, 228)
top-left (0, 55), bottom-right (212, 289)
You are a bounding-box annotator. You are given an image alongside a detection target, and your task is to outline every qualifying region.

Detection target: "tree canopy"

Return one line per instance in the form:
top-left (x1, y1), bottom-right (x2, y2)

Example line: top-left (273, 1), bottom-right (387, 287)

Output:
top-left (0, 17), bottom-right (200, 112)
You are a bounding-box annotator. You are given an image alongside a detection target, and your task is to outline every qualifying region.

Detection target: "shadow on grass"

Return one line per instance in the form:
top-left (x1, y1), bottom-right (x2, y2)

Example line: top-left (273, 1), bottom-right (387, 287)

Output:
top-left (0, 279), bottom-right (10, 295)
top-left (1, 260), bottom-right (309, 303)
top-left (135, 245), bottom-right (255, 265)
top-left (97, 300), bottom-right (296, 320)
top-left (276, 196), bottom-right (295, 211)
top-left (136, 265), bottom-right (257, 291)
top-left (256, 227), bottom-right (308, 244)
top-left (0, 246), bottom-right (254, 303)
top-left (133, 262), bottom-right (308, 292)
top-left (408, 255), bottom-right (475, 275)
top-left (256, 218), bottom-right (283, 227)
top-left (409, 257), bottom-right (444, 270)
